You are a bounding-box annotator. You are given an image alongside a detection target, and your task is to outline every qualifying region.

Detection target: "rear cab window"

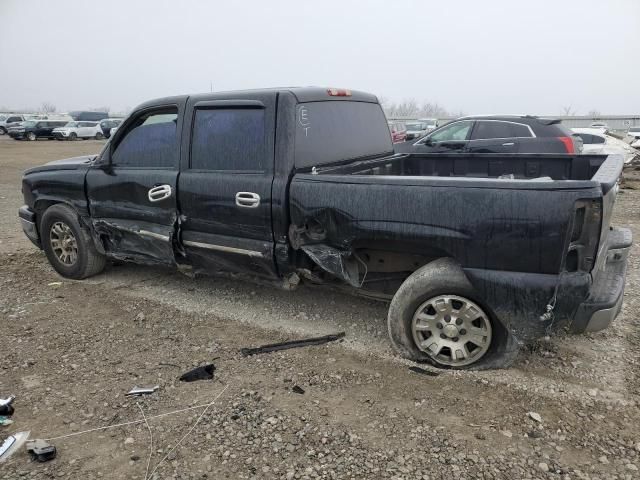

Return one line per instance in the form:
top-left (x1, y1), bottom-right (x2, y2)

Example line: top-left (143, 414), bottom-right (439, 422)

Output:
top-left (294, 101), bottom-right (392, 169)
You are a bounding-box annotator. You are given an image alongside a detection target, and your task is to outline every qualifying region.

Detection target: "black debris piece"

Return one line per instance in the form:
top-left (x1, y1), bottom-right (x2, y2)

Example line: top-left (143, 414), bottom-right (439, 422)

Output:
top-left (292, 385), bottom-right (305, 395)
top-left (179, 364), bottom-right (215, 382)
top-left (26, 439), bottom-right (57, 462)
top-left (240, 332), bottom-right (346, 357)
top-left (0, 397), bottom-right (15, 417)
top-left (408, 366), bottom-right (439, 377)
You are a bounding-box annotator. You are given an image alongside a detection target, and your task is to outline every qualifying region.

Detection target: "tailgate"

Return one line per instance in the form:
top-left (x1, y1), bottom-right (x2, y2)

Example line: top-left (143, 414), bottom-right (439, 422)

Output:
top-left (591, 154), bottom-right (624, 274)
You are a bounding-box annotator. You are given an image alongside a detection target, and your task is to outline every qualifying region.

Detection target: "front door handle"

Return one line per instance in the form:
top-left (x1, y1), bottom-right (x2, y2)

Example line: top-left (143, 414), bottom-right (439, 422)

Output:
top-left (148, 184), bottom-right (172, 202)
top-left (235, 192), bottom-right (260, 208)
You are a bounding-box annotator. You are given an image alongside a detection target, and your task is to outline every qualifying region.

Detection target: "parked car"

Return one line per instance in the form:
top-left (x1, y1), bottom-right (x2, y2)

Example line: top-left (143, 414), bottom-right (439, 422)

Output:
top-left (52, 121), bottom-right (104, 140)
top-left (387, 121), bottom-right (407, 143)
top-left (8, 120), bottom-right (68, 140)
top-left (590, 122), bottom-right (609, 131)
top-left (0, 114), bottom-right (26, 135)
top-left (418, 118), bottom-right (439, 131)
top-left (395, 115), bottom-right (583, 154)
top-left (405, 121), bottom-right (431, 140)
top-left (99, 118), bottom-right (123, 138)
top-left (19, 87), bottom-right (630, 369)
top-left (573, 128), bottom-right (638, 164)
top-left (627, 126), bottom-right (640, 139)
top-left (68, 111), bottom-right (109, 122)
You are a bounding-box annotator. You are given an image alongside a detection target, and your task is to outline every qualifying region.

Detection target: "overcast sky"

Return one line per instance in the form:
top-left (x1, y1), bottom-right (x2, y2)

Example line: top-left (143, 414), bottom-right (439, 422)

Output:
top-left (1, 0), bottom-right (638, 115)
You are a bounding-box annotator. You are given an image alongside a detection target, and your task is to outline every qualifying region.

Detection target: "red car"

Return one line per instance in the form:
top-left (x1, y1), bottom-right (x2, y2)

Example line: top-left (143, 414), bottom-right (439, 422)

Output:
top-left (388, 121), bottom-right (407, 143)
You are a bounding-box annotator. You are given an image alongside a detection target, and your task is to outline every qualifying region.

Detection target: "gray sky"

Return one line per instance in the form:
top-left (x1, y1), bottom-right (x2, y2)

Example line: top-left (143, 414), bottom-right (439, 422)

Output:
top-left (1, 0), bottom-right (638, 115)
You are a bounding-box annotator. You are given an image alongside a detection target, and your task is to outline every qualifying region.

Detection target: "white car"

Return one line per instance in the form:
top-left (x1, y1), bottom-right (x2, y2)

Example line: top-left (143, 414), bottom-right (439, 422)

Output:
top-left (628, 126), bottom-right (640, 139)
top-left (52, 121), bottom-right (104, 140)
top-left (573, 128), bottom-right (638, 164)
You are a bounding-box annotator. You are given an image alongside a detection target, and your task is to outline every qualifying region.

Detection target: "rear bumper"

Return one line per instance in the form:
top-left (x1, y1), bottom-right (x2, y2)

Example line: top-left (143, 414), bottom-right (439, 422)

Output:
top-left (19, 206), bottom-right (40, 247)
top-left (571, 227), bottom-right (632, 333)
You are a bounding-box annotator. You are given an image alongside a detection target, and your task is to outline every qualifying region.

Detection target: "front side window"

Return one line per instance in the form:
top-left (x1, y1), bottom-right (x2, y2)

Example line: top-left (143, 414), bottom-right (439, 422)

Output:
top-left (8, 116), bottom-right (22, 123)
top-left (429, 120), bottom-right (474, 142)
top-left (112, 108), bottom-right (178, 168)
top-left (190, 108), bottom-right (265, 171)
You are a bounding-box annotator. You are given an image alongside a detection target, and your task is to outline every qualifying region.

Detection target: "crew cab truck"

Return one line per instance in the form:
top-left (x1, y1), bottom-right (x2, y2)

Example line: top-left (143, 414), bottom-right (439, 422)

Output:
top-left (19, 87), bottom-right (631, 369)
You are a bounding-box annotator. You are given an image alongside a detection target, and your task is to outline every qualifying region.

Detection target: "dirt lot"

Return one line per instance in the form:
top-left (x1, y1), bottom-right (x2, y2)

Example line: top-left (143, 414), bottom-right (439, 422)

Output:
top-left (0, 136), bottom-right (639, 479)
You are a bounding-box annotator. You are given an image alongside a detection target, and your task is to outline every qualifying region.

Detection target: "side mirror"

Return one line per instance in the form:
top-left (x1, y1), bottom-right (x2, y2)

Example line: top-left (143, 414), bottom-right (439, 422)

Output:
top-left (422, 137), bottom-right (433, 146)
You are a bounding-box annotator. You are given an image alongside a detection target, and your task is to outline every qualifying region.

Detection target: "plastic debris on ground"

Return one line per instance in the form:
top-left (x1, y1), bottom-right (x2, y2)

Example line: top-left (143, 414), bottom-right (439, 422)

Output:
top-left (0, 431), bottom-right (30, 463)
top-left (408, 366), bottom-right (439, 377)
top-left (240, 332), bottom-right (346, 357)
top-left (179, 364), bottom-right (215, 382)
top-left (26, 439), bottom-right (57, 462)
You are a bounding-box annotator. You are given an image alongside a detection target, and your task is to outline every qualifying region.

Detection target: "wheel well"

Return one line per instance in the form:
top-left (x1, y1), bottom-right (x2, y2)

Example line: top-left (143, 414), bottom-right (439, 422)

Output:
top-left (351, 241), bottom-right (452, 296)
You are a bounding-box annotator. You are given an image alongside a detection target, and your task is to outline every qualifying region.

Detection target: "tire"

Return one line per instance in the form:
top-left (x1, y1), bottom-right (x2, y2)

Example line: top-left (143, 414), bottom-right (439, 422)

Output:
top-left (26, 132), bottom-right (36, 141)
top-left (95, 132), bottom-right (104, 140)
top-left (40, 204), bottom-right (106, 279)
top-left (0, 127), bottom-right (6, 135)
top-left (69, 132), bottom-right (77, 141)
top-left (387, 258), bottom-right (508, 369)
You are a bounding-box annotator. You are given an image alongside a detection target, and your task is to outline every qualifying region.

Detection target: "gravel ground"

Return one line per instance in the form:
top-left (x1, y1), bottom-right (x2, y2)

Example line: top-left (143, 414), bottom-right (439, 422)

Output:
top-left (0, 137), bottom-right (639, 479)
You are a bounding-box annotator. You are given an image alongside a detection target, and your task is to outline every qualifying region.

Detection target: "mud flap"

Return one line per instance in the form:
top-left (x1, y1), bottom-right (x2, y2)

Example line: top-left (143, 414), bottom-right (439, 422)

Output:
top-left (91, 218), bottom-right (176, 266)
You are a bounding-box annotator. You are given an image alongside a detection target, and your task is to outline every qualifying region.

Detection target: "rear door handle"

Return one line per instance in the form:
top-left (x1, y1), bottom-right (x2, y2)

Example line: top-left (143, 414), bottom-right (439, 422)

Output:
top-left (502, 142), bottom-right (515, 146)
top-left (235, 192), bottom-right (260, 208)
top-left (148, 184), bottom-right (172, 202)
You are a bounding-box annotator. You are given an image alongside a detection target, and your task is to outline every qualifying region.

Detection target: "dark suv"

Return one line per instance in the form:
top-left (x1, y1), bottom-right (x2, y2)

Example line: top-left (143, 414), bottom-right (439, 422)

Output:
top-left (395, 115), bottom-right (583, 154)
top-left (8, 120), bottom-right (68, 141)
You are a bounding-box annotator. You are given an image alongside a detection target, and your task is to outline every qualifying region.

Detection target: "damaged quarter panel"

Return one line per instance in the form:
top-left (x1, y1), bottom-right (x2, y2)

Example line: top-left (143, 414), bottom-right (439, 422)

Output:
top-left (289, 174), bottom-right (603, 340)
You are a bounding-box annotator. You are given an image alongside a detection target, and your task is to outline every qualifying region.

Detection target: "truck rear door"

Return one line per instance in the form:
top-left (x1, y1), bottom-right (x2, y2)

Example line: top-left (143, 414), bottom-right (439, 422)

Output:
top-left (177, 95), bottom-right (277, 278)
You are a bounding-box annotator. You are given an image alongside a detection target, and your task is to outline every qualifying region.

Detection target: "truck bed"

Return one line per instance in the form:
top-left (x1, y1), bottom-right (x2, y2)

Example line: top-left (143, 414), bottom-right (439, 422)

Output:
top-left (313, 152), bottom-right (610, 184)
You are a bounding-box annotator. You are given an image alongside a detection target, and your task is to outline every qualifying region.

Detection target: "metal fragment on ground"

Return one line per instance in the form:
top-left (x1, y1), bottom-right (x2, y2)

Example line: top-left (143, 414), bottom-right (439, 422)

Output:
top-left (125, 386), bottom-right (160, 396)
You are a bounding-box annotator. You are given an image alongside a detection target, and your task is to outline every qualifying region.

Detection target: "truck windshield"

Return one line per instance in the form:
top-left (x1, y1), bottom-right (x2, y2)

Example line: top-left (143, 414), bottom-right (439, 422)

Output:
top-left (294, 101), bottom-right (393, 169)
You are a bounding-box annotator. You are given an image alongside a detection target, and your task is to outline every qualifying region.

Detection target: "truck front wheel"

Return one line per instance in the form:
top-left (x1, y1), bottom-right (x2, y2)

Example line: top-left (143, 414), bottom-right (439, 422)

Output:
top-left (388, 258), bottom-right (503, 369)
top-left (41, 204), bottom-right (106, 279)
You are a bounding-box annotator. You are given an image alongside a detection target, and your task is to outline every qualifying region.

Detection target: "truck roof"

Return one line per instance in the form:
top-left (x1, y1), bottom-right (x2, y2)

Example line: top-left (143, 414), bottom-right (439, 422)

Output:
top-left (137, 87), bottom-right (379, 110)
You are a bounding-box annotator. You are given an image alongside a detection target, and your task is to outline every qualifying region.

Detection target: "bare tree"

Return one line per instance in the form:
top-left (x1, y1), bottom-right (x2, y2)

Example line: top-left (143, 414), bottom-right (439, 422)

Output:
top-left (587, 109), bottom-right (601, 118)
top-left (40, 102), bottom-right (57, 113)
top-left (92, 106), bottom-right (110, 113)
top-left (561, 105), bottom-right (575, 116)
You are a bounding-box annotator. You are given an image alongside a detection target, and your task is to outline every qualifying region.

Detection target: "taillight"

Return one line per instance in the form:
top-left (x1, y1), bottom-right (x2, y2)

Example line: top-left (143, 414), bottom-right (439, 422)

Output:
top-left (327, 88), bottom-right (352, 97)
top-left (558, 136), bottom-right (575, 154)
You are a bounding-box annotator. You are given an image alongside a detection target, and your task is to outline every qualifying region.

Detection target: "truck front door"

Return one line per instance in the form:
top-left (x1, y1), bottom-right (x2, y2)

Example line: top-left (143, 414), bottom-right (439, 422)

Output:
top-left (177, 96), bottom-right (277, 278)
top-left (86, 103), bottom-right (184, 264)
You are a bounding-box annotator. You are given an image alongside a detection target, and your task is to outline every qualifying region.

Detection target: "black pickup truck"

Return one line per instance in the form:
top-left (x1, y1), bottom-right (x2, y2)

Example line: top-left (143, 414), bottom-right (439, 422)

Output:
top-left (19, 87), bottom-right (631, 369)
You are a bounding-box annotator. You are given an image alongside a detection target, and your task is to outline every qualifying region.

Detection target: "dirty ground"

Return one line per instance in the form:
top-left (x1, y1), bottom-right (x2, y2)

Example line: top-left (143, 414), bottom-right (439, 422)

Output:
top-left (0, 137), bottom-right (639, 479)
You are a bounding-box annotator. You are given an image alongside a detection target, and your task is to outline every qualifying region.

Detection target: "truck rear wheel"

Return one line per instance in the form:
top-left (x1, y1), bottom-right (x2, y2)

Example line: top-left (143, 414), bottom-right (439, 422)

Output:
top-left (388, 258), bottom-right (503, 369)
top-left (41, 204), bottom-right (106, 279)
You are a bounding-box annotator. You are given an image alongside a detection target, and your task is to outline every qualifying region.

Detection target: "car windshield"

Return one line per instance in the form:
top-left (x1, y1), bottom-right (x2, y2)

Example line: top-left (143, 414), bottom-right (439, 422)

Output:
top-left (406, 123), bottom-right (425, 130)
top-left (23, 121), bottom-right (36, 127)
top-left (0, 115), bottom-right (6, 121)
top-left (64, 122), bottom-right (78, 128)
top-left (629, 127), bottom-right (640, 132)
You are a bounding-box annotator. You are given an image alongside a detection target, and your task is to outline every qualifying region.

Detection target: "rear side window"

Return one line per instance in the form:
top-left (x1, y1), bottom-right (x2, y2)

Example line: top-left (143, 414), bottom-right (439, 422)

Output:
top-left (472, 121), bottom-right (514, 140)
top-left (7, 116), bottom-right (21, 122)
top-left (511, 123), bottom-right (532, 137)
top-left (190, 108), bottom-right (265, 171)
top-left (294, 101), bottom-right (392, 169)
top-left (112, 108), bottom-right (178, 168)
top-left (590, 134), bottom-right (605, 144)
